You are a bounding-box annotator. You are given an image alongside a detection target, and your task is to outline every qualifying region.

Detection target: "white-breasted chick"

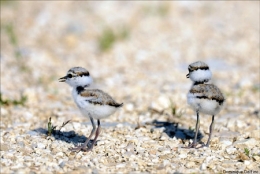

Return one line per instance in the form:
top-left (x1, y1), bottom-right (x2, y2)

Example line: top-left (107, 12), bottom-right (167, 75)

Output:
top-left (186, 61), bottom-right (224, 148)
top-left (59, 67), bottom-right (123, 152)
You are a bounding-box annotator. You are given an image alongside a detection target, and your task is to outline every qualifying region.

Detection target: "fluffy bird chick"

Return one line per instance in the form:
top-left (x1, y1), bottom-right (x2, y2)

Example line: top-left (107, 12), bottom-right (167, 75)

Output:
top-left (186, 61), bottom-right (224, 148)
top-left (59, 67), bottom-right (123, 152)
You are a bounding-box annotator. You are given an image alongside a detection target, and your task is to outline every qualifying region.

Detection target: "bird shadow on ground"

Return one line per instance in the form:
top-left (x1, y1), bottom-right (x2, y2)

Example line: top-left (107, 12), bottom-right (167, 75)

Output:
top-left (151, 120), bottom-right (204, 143)
top-left (31, 127), bottom-right (95, 147)
top-left (31, 121), bottom-right (135, 148)
top-left (30, 119), bottom-right (204, 147)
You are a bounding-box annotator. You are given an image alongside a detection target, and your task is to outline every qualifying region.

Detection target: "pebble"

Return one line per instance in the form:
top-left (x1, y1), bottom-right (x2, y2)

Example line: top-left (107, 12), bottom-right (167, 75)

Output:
top-left (253, 155), bottom-right (260, 162)
top-left (163, 160), bottom-right (170, 166)
top-left (72, 122), bottom-right (81, 129)
top-left (158, 95), bottom-right (170, 108)
top-left (37, 143), bottom-right (46, 149)
top-left (59, 161), bottom-right (66, 168)
top-left (152, 158), bottom-right (159, 163)
top-left (1, 108), bottom-right (8, 116)
top-left (225, 146), bottom-right (237, 155)
top-left (244, 160), bottom-right (250, 166)
top-left (31, 142), bottom-right (37, 148)
top-left (205, 156), bottom-right (214, 164)
top-left (236, 120), bottom-right (247, 128)
top-left (233, 138), bottom-right (257, 149)
top-left (160, 132), bottom-right (169, 141)
top-left (116, 163), bottom-right (126, 168)
top-left (126, 137), bottom-right (138, 145)
top-left (0, 143), bottom-right (9, 151)
top-left (55, 152), bottom-right (64, 157)
top-left (149, 150), bottom-right (157, 155)
top-left (237, 152), bottom-right (250, 161)
top-left (179, 153), bottom-right (187, 159)
top-left (251, 130), bottom-right (260, 140)
top-left (200, 163), bottom-right (207, 170)
top-left (123, 151), bottom-right (134, 158)
top-left (220, 140), bottom-right (233, 147)
top-left (125, 103), bottom-right (134, 112)
top-left (185, 161), bottom-right (195, 168)
top-left (125, 143), bottom-right (135, 152)
top-left (193, 157), bottom-right (204, 163)
top-left (208, 162), bottom-right (217, 170)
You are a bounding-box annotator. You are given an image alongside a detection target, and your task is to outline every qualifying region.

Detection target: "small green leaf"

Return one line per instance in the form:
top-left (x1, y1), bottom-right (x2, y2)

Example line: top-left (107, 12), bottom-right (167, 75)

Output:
top-left (48, 117), bottom-right (52, 136)
top-left (244, 148), bottom-right (250, 157)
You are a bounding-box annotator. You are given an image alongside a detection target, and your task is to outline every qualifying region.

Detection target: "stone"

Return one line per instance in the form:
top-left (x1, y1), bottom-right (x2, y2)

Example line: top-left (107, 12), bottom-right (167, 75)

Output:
top-left (225, 146), bottom-right (237, 155)
top-left (233, 139), bottom-right (257, 149)
top-left (0, 143), bottom-right (9, 151)
top-left (237, 152), bottom-right (250, 161)
top-left (160, 132), bottom-right (169, 141)
top-left (59, 161), bottom-right (66, 168)
top-left (116, 163), bottom-right (126, 168)
top-left (253, 155), bottom-right (260, 162)
top-left (37, 143), bottom-right (46, 149)
top-left (125, 103), bottom-right (134, 112)
top-left (244, 160), bottom-right (250, 166)
top-left (185, 161), bottom-right (196, 168)
top-left (179, 153), bottom-right (187, 159)
top-left (200, 163), bottom-right (207, 170)
top-left (251, 130), bottom-right (260, 140)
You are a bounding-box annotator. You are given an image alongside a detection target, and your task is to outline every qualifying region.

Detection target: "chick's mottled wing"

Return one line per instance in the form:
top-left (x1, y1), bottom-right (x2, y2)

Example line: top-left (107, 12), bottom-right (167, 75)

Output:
top-left (79, 89), bottom-right (103, 105)
top-left (79, 89), bottom-right (123, 107)
top-left (190, 84), bottom-right (225, 105)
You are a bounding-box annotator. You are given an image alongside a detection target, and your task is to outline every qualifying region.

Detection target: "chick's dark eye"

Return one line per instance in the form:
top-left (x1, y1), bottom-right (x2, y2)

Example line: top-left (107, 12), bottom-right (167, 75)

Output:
top-left (67, 74), bottom-right (73, 78)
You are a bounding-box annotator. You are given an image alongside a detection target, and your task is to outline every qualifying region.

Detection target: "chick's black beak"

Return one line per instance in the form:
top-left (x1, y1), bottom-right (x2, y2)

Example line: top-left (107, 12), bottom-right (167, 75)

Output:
top-left (59, 76), bottom-right (67, 82)
top-left (186, 73), bottom-right (190, 78)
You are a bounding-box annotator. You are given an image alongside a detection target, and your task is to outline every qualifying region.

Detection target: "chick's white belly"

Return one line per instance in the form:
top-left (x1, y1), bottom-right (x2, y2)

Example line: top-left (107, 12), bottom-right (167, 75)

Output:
top-left (187, 94), bottom-right (222, 115)
top-left (76, 100), bottom-right (117, 119)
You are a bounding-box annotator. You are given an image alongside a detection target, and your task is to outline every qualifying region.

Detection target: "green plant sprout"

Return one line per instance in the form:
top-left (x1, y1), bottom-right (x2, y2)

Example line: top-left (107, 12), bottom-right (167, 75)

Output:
top-left (244, 148), bottom-right (250, 157)
top-left (47, 117), bottom-right (71, 136)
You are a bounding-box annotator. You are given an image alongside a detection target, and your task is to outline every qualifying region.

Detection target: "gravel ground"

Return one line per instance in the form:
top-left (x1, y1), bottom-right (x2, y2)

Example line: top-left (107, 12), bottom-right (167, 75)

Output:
top-left (1, 1), bottom-right (259, 173)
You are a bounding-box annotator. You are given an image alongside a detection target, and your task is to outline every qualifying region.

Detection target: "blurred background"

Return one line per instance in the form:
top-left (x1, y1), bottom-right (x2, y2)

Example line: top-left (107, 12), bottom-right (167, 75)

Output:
top-left (0, 1), bottom-right (259, 173)
top-left (1, 1), bottom-right (259, 126)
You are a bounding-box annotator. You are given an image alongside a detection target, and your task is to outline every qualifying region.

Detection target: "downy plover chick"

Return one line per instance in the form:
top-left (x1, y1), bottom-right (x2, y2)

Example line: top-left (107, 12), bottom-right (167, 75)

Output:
top-left (59, 67), bottom-right (123, 152)
top-left (186, 61), bottom-right (224, 148)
